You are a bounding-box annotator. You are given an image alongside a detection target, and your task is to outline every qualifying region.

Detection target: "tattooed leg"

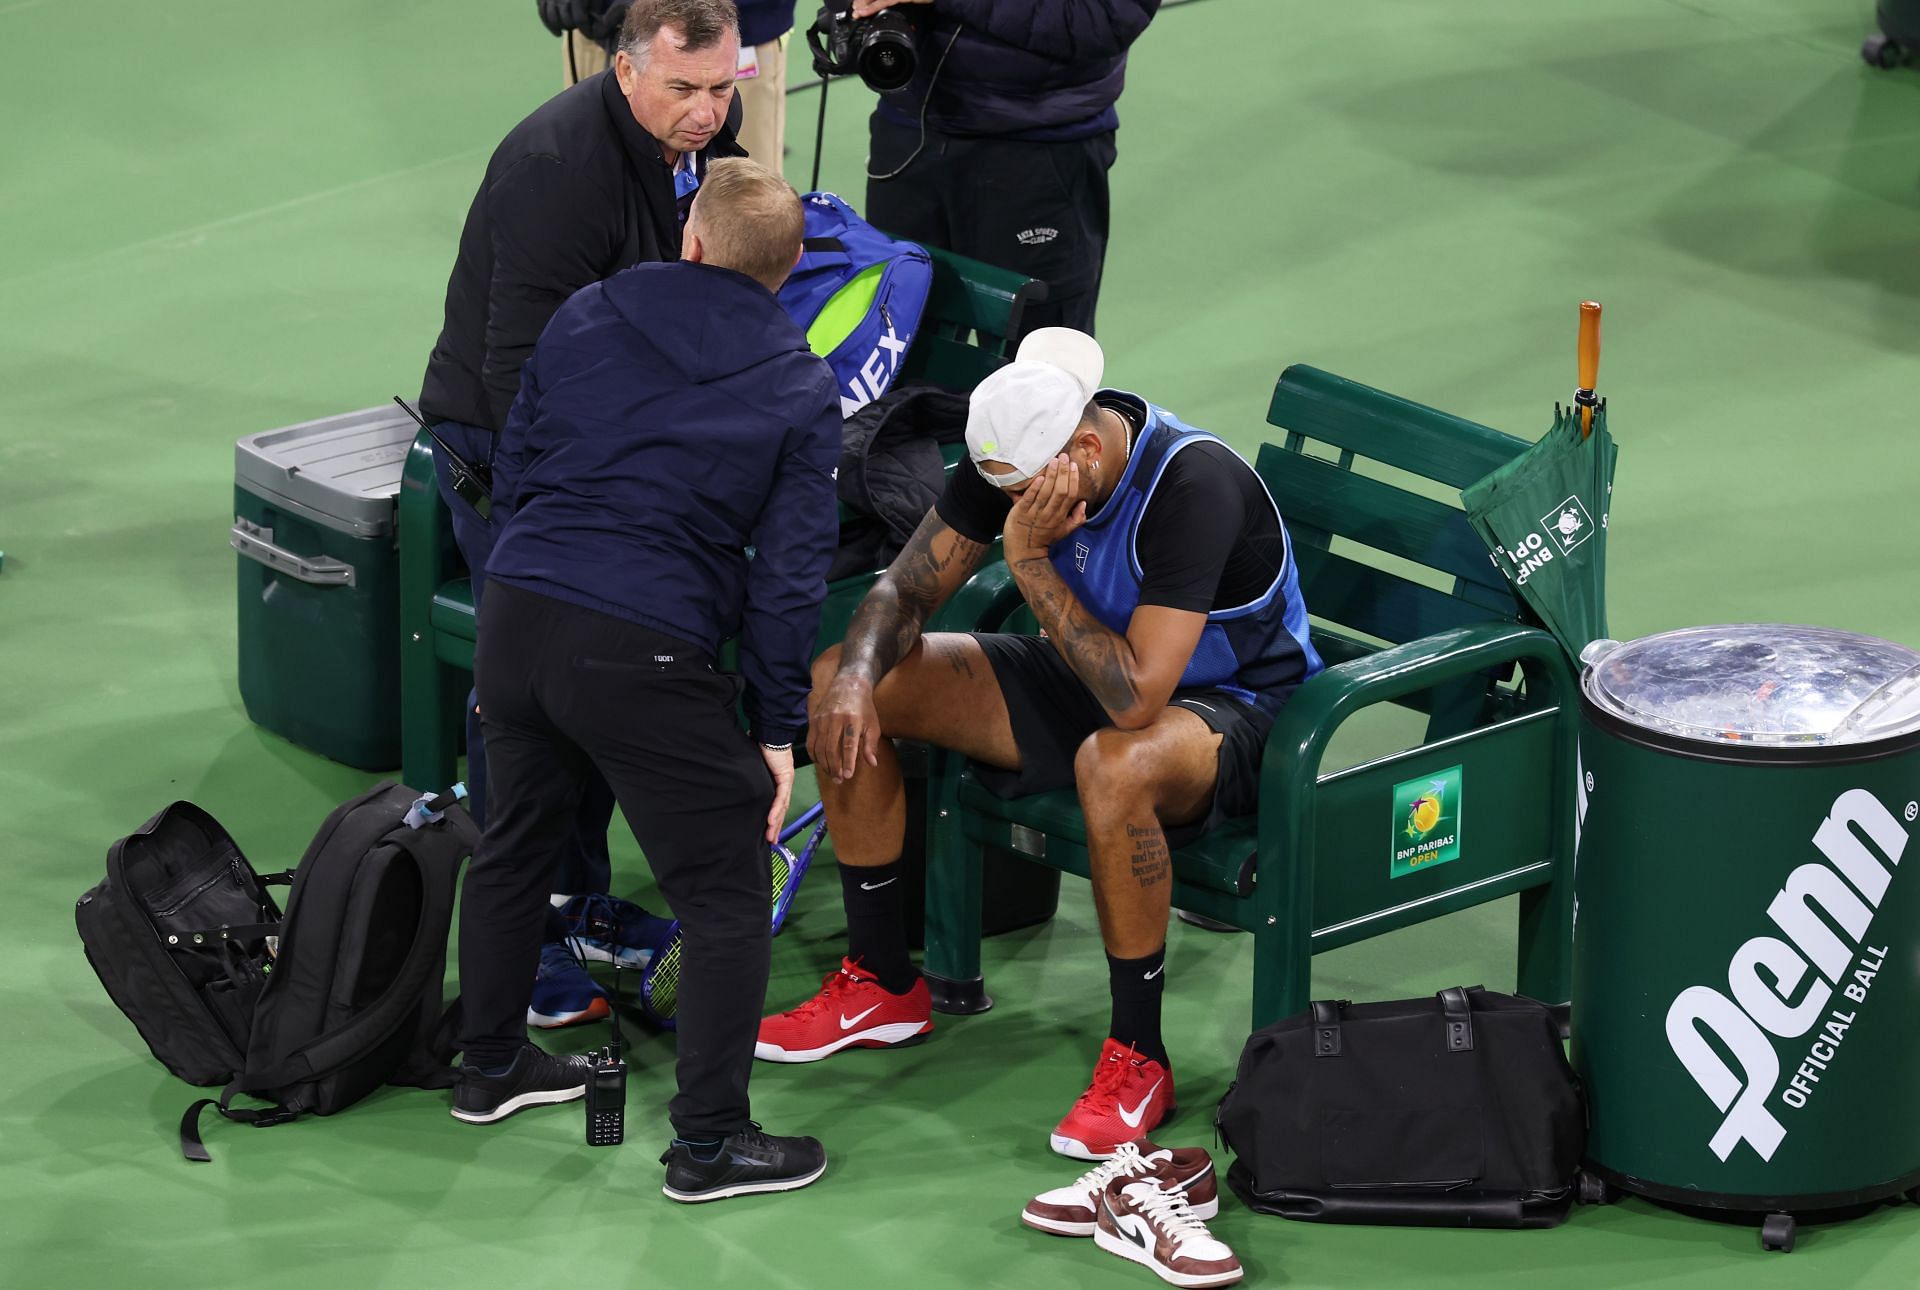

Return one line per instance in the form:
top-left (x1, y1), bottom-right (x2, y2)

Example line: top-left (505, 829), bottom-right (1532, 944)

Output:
top-left (1075, 708), bottom-right (1223, 958)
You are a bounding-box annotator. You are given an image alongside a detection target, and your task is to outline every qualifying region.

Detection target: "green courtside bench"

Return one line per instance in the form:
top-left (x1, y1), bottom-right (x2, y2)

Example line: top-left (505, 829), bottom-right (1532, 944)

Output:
top-left (397, 247), bottom-right (1043, 792)
top-left (915, 365), bottom-right (1581, 1029)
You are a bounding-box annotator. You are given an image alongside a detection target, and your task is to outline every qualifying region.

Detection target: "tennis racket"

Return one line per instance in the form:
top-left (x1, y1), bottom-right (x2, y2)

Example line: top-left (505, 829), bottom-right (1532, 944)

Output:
top-left (641, 802), bottom-right (830, 1029)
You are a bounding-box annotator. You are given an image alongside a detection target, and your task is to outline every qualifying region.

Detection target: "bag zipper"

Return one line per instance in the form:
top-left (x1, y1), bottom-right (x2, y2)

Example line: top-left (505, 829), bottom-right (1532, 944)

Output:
top-left (149, 866), bottom-right (232, 919)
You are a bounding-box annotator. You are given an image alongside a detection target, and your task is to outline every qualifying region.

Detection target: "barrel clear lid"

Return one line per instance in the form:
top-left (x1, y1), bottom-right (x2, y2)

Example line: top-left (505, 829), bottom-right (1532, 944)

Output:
top-left (1582, 624), bottom-right (1920, 746)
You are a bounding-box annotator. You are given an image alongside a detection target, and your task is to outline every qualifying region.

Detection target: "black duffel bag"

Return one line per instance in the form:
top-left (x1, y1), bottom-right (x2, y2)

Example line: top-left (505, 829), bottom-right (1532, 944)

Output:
top-left (1215, 987), bottom-right (1586, 1229)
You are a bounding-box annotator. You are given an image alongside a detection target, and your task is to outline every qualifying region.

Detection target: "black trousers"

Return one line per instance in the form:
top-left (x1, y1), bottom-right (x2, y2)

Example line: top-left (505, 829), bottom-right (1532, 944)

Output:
top-left (429, 421), bottom-right (615, 896)
top-left (865, 112), bottom-right (1117, 336)
top-left (459, 580), bottom-right (774, 1138)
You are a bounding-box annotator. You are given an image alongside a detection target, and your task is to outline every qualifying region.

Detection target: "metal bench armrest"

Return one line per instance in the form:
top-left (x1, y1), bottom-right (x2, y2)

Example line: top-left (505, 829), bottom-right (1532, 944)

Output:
top-left (1254, 620), bottom-right (1576, 905)
top-left (1268, 621), bottom-right (1574, 784)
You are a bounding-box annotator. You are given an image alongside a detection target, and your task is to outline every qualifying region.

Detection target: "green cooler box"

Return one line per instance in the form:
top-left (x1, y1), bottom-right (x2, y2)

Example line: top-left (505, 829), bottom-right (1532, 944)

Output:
top-left (1572, 624), bottom-right (1920, 1251)
top-left (233, 408), bottom-right (416, 770)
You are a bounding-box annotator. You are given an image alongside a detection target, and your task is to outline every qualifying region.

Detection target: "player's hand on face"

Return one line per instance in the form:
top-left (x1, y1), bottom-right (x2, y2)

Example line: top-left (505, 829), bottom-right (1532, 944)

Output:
top-left (1003, 455), bottom-right (1087, 560)
top-left (808, 671), bottom-right (882, 784)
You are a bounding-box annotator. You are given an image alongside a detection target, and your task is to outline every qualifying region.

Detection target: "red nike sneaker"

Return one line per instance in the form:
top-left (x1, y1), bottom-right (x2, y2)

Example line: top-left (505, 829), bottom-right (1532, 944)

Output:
top-left (1022, 1139), bottom-right (1218, 1237)
top-left (755, 957), bottom-right (933, 1063)
top-left (1051, 1039), bottom-right (1176, 1160)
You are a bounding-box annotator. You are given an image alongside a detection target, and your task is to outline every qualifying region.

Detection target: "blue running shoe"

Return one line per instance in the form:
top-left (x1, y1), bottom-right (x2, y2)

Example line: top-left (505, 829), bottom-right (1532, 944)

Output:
top-left (528, 940), bottom-right (611, 1030)
top-left (555, 893), bottom-right (676, 969)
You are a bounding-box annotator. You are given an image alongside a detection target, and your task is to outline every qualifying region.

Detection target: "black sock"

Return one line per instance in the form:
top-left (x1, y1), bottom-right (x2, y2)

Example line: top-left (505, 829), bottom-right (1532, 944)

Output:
top-left (839, 860), bottom-right (917, 994)
top-left (1107, 946), bottom-right (1169, 1068)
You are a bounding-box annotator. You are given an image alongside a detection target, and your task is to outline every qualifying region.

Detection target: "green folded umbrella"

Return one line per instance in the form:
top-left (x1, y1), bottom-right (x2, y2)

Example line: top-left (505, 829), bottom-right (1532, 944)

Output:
top-left (1460, 403), bottom-right (1617, 666)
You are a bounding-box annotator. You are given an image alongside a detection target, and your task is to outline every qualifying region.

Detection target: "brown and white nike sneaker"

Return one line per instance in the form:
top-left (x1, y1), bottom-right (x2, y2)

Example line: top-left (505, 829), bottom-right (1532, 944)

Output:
top-left (1094, 1177), bottom-right (1242, 1288)
top-left (1022, 1139), bottom-right (1218, 1237)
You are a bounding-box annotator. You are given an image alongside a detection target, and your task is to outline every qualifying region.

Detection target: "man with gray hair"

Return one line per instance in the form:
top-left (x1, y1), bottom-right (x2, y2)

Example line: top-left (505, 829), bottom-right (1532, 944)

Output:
top-left (454, 159), bottom-right (838, 1204)
top-left (417, 0), bottom-right (749, 1028)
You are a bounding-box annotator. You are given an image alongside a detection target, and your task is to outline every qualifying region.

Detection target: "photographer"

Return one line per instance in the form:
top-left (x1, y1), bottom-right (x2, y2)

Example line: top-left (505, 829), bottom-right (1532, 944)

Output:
top-left (834, 0), bottom-right (1160, 336)
top-left (539, 0), bottom-right (627, 85)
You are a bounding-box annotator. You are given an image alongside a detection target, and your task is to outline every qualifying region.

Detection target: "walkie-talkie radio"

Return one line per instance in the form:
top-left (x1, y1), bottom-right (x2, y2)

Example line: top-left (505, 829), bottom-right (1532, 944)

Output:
top-left (585, 1044), bottom-right (626, 1147)
top-left (585, 959), bottom-right (630, 1147)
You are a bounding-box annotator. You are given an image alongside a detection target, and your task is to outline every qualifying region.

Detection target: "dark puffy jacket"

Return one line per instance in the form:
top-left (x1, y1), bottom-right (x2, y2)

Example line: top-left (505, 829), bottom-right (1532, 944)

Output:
top-left (581, 2), bottom-right (794, 50)
top-left (419, 72), bottom-right (744, 433)
top-left (877, 0), bottom-right (1159, 140)
top-left (487, 262), bottom-right (841, 745)
top-left (738, 0), bottom-right (797, 47)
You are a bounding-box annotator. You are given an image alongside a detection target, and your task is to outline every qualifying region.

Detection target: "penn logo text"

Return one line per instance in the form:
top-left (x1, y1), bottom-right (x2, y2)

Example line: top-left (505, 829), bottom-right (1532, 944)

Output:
top-left (1665, 788), bottom-right (1906, 1162)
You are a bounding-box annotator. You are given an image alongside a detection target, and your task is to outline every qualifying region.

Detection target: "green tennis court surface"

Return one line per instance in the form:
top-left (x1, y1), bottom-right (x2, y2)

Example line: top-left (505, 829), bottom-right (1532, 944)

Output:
top-left (3, 1), bottom-right (1916, 1285)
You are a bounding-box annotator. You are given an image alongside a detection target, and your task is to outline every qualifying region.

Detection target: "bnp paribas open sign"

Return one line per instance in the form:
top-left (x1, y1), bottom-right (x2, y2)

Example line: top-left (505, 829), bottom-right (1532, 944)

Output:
top-left (1569, 624), bottom-right (1920, 1242)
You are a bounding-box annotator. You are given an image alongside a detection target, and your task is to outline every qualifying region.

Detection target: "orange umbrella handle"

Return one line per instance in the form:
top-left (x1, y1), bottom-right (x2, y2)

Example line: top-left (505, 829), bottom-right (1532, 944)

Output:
top-left (1576, 300), bottom-right (1602, 437)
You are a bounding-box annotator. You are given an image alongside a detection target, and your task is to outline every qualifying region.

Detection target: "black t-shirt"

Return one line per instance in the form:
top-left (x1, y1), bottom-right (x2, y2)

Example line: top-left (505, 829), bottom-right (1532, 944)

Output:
top-left (935, 397), bottom-right (1287, 614)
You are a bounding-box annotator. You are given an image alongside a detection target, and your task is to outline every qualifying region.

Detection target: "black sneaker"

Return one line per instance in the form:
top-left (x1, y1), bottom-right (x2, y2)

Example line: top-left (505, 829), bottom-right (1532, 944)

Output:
top-left (659, 1125), bottom-right (827, 1203)
top-left (451, 1044), bottom-right (594, 1124)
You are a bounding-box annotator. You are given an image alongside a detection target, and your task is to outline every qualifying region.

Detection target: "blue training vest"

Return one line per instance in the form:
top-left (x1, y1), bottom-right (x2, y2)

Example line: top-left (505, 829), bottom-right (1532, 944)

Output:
top-left (1049, 398), bottom-right (1324, 717)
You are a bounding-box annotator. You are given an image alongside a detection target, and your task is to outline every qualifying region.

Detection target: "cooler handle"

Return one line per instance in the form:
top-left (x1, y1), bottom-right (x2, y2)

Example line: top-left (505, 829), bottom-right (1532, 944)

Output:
top-left (230, 518), bottom-right (356, 587)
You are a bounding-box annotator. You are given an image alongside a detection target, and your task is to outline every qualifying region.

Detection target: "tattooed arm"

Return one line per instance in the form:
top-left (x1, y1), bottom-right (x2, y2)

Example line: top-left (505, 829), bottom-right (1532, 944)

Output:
top-left (837, 509), bottom-right (989, 685)
top-left (809, 509), bottom-right (989, 780)
top-left (1003, 457), bottom-right (1206, 731)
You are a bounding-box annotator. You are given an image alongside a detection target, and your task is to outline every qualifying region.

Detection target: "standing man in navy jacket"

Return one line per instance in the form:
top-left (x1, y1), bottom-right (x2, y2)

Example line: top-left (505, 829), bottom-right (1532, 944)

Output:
top-left (850, 0), bottom-right (1159, 335)
top-left (420, 0), bottom-right (748, 1024)
top-left (451, 159), bottom-right (840, 1205)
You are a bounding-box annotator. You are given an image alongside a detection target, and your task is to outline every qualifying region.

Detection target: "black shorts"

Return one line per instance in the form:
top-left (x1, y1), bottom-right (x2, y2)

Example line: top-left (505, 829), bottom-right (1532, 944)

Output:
top-left (970, 633), bottom-right (1273, 847)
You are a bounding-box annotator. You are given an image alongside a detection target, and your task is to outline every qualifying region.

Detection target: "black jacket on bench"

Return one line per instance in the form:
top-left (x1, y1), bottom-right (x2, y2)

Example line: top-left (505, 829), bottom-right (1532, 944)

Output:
top-left (418, 70), bottom-right (745, 433)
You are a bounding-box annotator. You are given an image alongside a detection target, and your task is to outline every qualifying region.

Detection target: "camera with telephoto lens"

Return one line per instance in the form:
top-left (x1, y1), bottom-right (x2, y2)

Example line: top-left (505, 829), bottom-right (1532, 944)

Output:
top-left (806, 4), bottom-right (918, 92)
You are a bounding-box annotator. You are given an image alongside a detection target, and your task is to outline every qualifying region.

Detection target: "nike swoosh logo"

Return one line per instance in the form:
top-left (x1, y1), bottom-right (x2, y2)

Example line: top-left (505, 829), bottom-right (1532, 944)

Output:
top-left (1142, 965), bottom-right (1164, 981)
top-left (1103, 1197), bottom-right (1148, 1249)
top-left (840, 1004), bottom-right (882, 1030)
top-left (859, 878), bottom-right (897, 891)
top-left (1117, 1079), bottom-right (1164, 1129)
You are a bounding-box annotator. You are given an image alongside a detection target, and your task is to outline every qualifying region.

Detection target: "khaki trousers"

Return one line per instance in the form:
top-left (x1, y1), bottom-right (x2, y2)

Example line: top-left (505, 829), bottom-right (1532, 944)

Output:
top-left (561, 31), bottom-right (611, 87)
top-left (734, 37), bottom-right (788, 177)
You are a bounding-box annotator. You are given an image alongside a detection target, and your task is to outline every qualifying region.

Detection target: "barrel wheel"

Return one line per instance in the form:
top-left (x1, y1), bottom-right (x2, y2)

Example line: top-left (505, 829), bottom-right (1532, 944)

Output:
top-left (1863, 33), bottom-right (1906, 68)
top-left (1760, 1212), bottom-right (1796, 1253)
top-left (1575, 1169), bottom-right (1614, 1206)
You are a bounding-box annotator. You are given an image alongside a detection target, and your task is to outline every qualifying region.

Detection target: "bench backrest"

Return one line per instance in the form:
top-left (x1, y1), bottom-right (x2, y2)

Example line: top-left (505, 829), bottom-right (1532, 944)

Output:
top-left (1260, 365), bottom-right (1531, 670)
top-left (900, 246), bottom-right (1045, 391)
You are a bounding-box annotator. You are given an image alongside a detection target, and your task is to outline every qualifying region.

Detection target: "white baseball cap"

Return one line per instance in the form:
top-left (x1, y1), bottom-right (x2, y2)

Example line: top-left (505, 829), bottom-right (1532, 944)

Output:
top-left (965, 327), bottom-right (1106, 487)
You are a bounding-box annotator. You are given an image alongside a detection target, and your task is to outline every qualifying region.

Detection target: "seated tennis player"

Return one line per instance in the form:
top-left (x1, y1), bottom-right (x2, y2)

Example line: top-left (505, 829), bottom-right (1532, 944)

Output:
top-left (757, 328), bottom-right (1323, 1159)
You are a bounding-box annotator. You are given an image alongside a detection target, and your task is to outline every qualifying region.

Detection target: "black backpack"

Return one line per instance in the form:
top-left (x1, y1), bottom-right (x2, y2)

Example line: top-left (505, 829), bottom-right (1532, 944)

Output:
top-left (77, 799), bottom-right (289, 1085)
top-left (77, 781), bottom-right (478, 1161)
top-left (1215, 987), bottom-right (1586, 1229)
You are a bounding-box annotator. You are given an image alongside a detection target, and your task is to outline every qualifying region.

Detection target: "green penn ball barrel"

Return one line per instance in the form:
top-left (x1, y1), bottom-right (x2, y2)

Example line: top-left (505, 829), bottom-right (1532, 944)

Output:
top-left (1572, 625), bottom-right (1920, 1211)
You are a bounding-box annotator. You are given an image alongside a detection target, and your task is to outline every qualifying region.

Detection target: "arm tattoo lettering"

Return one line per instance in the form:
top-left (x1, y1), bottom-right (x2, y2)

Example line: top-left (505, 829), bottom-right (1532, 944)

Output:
top-left (840, 515), bottom-right (986, 684)
top-left (1009, 554), bottom-right (1141, 715)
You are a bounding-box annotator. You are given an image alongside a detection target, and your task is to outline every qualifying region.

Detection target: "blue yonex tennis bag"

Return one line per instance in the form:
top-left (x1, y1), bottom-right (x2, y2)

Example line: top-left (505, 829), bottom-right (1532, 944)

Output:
top-left (777, 191), bottom-right (933, 418)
